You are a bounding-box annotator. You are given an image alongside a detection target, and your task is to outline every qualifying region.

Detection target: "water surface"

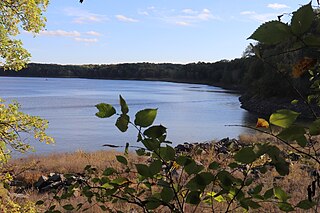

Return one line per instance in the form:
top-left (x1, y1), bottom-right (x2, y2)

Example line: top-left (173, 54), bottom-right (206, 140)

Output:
top-left (0, 77), bottom-right (256, 154)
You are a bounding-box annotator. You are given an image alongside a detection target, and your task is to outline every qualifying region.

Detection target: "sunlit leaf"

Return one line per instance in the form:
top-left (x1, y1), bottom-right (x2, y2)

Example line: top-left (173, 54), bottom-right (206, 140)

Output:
top-left (274, 186), bottom-right (288, 201)
top-left (256, 118), bottom-right (269, 128)
top-left (291, 99), bottom-right (298, 105)
top-left (207, 192), bottom-right (226, 202)
top-left (269, 109), bottom-right (300, 128)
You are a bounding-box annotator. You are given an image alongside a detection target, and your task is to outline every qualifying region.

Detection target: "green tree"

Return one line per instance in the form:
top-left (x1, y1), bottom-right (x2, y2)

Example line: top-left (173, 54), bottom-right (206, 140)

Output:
top-left (0, 0), bottom-right (48, 71)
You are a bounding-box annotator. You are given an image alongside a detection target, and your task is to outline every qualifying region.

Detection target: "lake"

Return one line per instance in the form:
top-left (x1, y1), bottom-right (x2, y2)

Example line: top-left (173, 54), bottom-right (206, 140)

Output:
top-left (0, 77), bottom-right (256, 154)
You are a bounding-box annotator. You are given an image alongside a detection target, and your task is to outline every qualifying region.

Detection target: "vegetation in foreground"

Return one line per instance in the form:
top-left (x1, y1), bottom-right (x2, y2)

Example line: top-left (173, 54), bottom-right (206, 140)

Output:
top-left (6, 134), bottom-right (320, 212)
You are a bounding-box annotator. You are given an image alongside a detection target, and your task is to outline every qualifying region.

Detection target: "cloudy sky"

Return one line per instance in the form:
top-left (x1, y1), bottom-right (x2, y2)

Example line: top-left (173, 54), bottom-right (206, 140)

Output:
top-left (20, 0), bottom-right (312, 65)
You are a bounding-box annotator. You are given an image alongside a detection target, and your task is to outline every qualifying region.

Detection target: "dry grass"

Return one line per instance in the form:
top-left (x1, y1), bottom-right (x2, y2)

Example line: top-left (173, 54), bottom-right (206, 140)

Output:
top-left (5, 134), bottom-right (320, 212)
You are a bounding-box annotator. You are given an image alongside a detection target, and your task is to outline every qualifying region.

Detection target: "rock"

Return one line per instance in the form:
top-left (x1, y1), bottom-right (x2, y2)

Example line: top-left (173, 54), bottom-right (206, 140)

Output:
top-left (34, 175), bottom-right (48, 189)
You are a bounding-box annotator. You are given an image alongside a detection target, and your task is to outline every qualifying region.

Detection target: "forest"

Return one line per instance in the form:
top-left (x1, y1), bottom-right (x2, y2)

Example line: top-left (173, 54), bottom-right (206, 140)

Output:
top-left (0, 50), bottom-right (315, 117)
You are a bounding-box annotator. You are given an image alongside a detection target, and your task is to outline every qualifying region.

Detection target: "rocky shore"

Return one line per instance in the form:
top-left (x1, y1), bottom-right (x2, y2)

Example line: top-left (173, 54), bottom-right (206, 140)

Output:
top-left (239, 95), bottom-right (320, 119)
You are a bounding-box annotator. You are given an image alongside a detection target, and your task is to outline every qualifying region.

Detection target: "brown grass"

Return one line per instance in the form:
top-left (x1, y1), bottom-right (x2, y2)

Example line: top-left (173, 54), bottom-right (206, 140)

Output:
top-left (5, 134), bottom-right (320, 212)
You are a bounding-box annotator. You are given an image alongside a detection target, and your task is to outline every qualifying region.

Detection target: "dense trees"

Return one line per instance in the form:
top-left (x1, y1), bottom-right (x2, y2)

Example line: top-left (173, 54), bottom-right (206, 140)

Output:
top-left (0, 0), bottom-right (48, 71)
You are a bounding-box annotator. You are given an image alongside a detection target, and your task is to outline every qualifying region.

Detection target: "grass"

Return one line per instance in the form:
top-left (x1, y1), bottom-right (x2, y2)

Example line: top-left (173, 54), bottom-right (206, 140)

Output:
top-left (5, 134), bottom-right (320, 212)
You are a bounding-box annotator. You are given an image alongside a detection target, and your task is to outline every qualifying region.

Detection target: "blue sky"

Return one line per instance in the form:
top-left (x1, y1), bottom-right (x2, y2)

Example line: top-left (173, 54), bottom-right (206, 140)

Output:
top-left (20, 0), bottom-right (311, 65)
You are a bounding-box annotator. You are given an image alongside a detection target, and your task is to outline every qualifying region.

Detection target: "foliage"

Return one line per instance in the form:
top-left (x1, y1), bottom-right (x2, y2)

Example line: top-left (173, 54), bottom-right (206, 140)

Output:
top-left (0, 0), bottom-right (48, 70)
top-left (0, 99), bottom-right (54, 212)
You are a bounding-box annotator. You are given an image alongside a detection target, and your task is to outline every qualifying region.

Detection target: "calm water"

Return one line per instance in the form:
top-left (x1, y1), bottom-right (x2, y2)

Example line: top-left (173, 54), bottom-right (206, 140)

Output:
top-left (0, 77), bottom-right (256, 154)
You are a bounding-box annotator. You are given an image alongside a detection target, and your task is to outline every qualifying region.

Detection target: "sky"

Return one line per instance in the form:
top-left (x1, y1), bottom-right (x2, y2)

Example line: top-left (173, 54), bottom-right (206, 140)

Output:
top-left (19, 0), bottom-right (312, 65)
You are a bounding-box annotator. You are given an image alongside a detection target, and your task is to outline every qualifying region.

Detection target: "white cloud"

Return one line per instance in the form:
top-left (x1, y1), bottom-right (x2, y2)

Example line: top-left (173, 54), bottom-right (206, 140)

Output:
top-left (240, 11), bottom-right (279, 22)
top-left (146, 7), bottom-right (219, 26)
top-left (86, 31), bottom-right (101, 36)
top-left (115, 15), bottom-right (139, 23)
top-left (39, 30), bottom-right (81, 37)
top-left (175, 21), bottom-right (191, 26)
top-left (182, 9), bottom-right (197, 15)
top-left (267, 3), bottom-right (289, 10)
top-left (64, 7), bottom-right (108, 24)
top-left (240, 11), bottom-right (255, 15)
top-left (74, 38), bottom-right (98, 43)
top-left (138, 11), bottom-right (149, 16)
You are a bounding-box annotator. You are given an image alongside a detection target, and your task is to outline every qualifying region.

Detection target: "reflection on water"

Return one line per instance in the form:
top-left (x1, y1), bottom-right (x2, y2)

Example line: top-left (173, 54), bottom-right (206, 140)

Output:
top-left (0, 77), bottom-right (256, 154)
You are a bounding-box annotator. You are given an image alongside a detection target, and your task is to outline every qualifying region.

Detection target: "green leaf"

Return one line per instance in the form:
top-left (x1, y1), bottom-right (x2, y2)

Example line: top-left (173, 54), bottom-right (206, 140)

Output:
top-left (124, 142), bottom-right (129, 155)
top-left (99, 205), bottom-right (108, 211)
top-left (291, 99), bottom-right (298, 105)
top-left (186, 172), bottom-right (215, 191)
top-left (296, 200), bottom-right (315, 209)
top-left (264, 188), bottom-right (274, 199)
top-left (228, 162), bottom-right (239, 169)
top-left (159, 146), bottom-right (175, 161)
top-left (185, 161), bottom-right (204, 175)
top-left (142, 139), bottom-right (160, 151)
top-left (160, 187), bottom-right (175, 203)
top-left (249, 184), bottom-right (263, 195)
top-left (217, 171), bottom-right (235, 190)
top-left (248, 21), bottom-right (292, 44)
top-left (95, 103), bottom-right (116, 118)
top-left (145, 198), bottom-right (162, 210)
top-left (291, 2), bottom-right (314, 36)
top-left (62, 204), bottom-right (74, 211)
top-left (277, 126), bottom-right (307, 147)
top-left (115, 114), bottom-right (129, 132)
top-left (274, 186), bottom-right (288, 201)
top-left (304, 35), bottom-right (320, 47)
top-left (176, 156), bottom-right (193, 166)
top-left (247, 200), bottom-right (261, 209)
top-left (269, 109), bottom-right (300, 128)
top-left (136, 164), bottom-right (151, 177)
top-left (103, 167), bottom-right (116, 176)
top-left (209, 161), bottom-right (220, 170)
top-left (144, 125), bottom-right (167, 139)
top-left (267, 146), bottom-right (289, 176)
top-left (234, 147), bottom-right (257, 164)
top-left (111, 177), bottom-right (128, 185)
top-left (134, 109), bottom-right (157, 127)
top-left (309, 119), bottom-right (320, 135)
top-left (149, 160), bottom-right (162, 176)
top-left (278, 202), bottom-right (294, 212)
top-left (116, 155), bottom-right (128, 166)
top-left (119, 95), bottom-right (129, 114)
top-left (186, 191), bottom-right (201, 205)
top-left (136, 148), bottom-right (146, 156)
top-left (35, 200), bottom-right (44, 205)
top-left (207, 191), bottom-right (226, 202)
